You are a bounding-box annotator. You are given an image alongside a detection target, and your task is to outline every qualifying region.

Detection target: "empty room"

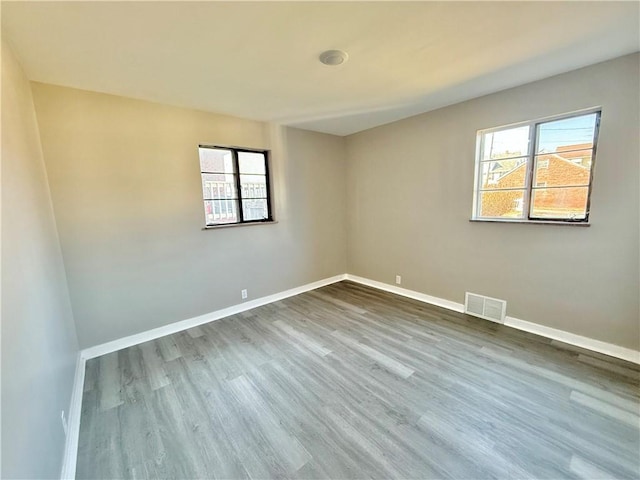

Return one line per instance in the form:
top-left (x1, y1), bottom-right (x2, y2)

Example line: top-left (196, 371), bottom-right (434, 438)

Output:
top-left (2, 1), bottom-right (639, 479)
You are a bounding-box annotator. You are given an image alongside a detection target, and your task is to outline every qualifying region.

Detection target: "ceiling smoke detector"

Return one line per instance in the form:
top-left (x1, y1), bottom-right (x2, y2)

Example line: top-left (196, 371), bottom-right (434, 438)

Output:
top-left (319, 50), bottom-right (349, 66)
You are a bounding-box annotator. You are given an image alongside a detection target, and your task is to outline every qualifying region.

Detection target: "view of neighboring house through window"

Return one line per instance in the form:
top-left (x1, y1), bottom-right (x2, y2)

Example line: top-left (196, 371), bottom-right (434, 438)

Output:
top-left (473, 110), bottom-right (600, 222)
top-left (199, 146), bottom-right (272, 226)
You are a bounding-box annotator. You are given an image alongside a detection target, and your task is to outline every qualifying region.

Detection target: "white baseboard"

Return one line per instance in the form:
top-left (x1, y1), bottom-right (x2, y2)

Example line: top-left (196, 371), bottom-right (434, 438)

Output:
top-left (63, 271), bottom-right (638, 479)
top-left (345, 274), bottom-right (465, 313)
top-left (60, 352), bottom-right (86, 480)
top-left (62, 274), bottom-right (346, 479)
top-left (81, 274), bottom-right (347, 360)
top-left (503, 316), bottom-right (640, 364)
top-left (345, 274), bottom-right (640, 365)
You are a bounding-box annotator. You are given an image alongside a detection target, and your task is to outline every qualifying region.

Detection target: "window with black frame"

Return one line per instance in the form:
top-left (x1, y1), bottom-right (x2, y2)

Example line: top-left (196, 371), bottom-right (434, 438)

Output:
top-left (472, 109), bottom-right (600, 223)
top-left (199, 146), bottom-right (272, 227)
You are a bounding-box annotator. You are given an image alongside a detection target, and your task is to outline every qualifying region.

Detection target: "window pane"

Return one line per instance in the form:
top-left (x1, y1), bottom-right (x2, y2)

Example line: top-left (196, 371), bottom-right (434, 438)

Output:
top-left (480, 158), bottom-right (527, 190)
top-left (199, 148), bottom-right (234, 173)
top-left (240, 174), bottom-right (266, 185)
top-left (479, 190), bottom-right (525, 218)
top-left (240, 174), bottom-right (267, 198)
top-left (242, 199), bottom-right (269, 221)
top-left (201, 173), bottom-right (237, 199)
top-left (204, 199), bottom-right (239, 225)
top-left (530, 187), bottom-right (589, 220)
top-left (533, 150), bottom-right (592, 188)
top-left (238, 151), bottom-right (266, 174)
top-left (536, 113), bottom-right (597, 155)
top-left (481, 126), bottom-right (530, 161)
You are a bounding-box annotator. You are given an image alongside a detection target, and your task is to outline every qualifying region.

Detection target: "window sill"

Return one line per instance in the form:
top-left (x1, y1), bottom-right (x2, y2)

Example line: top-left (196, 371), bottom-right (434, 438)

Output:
top-left (202, 220), bottom-right (278, 230)
top-left (469, 218), bottom-right (590, 227)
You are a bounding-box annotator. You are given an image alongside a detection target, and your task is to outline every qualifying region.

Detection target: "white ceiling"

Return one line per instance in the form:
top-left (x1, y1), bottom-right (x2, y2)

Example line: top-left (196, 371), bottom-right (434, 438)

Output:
top-left (2, 1), bottom-right (639, 136)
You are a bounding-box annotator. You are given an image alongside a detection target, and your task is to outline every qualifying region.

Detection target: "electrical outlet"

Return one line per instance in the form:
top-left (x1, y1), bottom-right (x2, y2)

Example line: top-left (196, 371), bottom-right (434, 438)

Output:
top-left (61, 410), bottom-right (68, 436)
top-left (395, 275), bottom-right (402, 285)
top-left (241, 289), bottom-right (248, 300)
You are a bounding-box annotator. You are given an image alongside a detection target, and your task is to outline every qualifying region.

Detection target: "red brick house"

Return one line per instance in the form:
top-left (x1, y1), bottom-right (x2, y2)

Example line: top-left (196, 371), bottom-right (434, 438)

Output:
top-left (481, 144), bottom-right (592, 218)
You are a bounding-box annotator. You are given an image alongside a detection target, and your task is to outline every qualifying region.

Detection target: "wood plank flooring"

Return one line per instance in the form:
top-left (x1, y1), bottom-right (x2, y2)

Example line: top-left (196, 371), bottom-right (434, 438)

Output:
top-left (76, 281), bottom-right (640, 479)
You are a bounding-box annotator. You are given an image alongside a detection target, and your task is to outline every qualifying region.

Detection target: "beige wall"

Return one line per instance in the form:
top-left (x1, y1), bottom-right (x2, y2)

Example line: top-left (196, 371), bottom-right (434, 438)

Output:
top-left (346, 53), bottom-right (640, 350)
top-left (31, 83), bottom-right (347, 348)
top-left (25, 54), bottom-right (640, 354)
top-left (1, 41), bottom-right (79, 478)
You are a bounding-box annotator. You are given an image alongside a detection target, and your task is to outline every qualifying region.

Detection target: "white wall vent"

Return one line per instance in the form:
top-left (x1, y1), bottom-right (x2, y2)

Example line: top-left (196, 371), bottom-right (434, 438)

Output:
top-left (464, 292), bottom-right (506, 323)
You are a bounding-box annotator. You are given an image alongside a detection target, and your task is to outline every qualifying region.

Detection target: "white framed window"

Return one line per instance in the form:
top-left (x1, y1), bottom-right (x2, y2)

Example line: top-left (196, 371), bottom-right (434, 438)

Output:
top-left (472, 109), bottom-right (600, 224)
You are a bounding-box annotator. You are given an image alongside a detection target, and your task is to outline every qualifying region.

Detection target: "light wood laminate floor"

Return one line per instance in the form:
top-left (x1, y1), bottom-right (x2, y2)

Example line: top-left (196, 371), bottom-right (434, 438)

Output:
top-left (77, 281), bottom-right (640, 479)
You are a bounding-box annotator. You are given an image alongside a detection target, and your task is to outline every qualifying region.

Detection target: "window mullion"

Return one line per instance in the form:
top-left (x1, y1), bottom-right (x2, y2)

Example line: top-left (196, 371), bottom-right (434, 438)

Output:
top-left (523, 122), bottom-right (537, 220)
top-left (474, 133), bottom-right (485, 218)
top-left (263, 151), bottom-right (273, 222)
top-left (232, 149), bottom-right (244, 223)
top-left (583, 112), bottom-right (601, 222)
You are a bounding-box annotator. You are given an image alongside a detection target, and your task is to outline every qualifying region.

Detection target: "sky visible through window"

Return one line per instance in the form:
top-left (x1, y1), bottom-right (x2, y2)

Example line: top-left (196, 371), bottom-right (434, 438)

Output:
top-left (537, 113), bottom-right (597, 152)
top-left (485, 113), bottom-right (597, 158)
